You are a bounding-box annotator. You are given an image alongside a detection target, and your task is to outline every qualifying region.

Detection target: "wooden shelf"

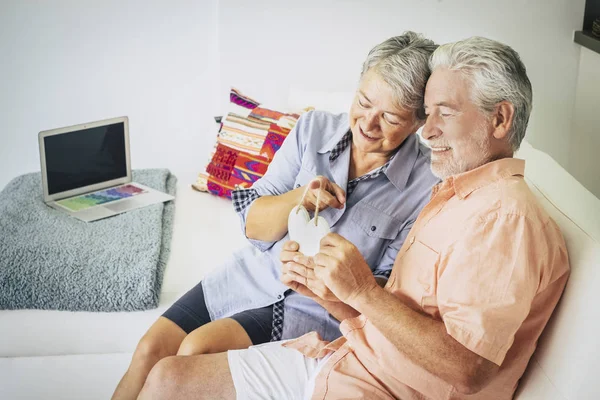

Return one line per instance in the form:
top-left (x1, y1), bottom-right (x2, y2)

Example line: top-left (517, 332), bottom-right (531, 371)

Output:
top-left (574, 30), bottom-right (600, 55)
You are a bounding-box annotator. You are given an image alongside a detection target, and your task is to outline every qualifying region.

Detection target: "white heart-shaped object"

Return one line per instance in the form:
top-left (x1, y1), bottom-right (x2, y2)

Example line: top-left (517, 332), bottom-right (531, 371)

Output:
top-left (288, 205), bottom-right (331, 257)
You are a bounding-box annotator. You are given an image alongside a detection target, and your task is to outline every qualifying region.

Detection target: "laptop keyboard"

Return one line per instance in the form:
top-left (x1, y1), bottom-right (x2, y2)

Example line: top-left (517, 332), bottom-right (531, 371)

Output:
top-left (56, 184), bottom-right (147, 212)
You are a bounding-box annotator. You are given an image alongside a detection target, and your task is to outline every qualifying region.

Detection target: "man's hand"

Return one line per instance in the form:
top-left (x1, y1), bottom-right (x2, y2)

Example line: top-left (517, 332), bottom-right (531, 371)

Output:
top-left (310, 233), bottom-right (379, 305)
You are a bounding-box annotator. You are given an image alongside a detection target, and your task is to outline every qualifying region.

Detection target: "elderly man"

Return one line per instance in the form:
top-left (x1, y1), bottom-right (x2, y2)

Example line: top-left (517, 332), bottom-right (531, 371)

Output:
top-left (138, 37), bottom-right (569, 400)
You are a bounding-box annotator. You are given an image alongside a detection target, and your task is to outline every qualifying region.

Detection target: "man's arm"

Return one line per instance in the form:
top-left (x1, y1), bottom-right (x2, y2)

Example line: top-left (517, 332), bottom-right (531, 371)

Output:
top-left (310, 233), bottom-right (499, 395)
top-left (318, 277), bottom-right (387, 321)
top-left (348, 283), bottom-right (499, 394)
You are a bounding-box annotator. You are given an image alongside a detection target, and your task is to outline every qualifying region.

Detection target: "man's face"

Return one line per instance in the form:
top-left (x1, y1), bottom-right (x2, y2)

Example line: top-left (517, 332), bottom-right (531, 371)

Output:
top-left (422, 68), bottom-right (494, 179)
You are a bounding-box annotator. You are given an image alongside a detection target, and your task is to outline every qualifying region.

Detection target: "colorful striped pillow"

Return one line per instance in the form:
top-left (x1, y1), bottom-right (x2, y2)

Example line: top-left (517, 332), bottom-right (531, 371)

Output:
top-left (193, 88), bottom-right (306, 199)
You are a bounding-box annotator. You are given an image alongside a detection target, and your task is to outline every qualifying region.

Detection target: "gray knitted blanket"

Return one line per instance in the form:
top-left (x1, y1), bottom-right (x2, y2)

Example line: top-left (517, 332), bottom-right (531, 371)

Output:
top-left (0, 169), bottom-right (176, 312)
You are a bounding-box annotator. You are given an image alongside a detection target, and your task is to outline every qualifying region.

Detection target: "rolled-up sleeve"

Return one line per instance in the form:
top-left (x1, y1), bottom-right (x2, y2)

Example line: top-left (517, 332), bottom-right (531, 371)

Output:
top-left (231, 111), bottom-right (312, 251)
top-left (437, 213), bottom-right (547, 366)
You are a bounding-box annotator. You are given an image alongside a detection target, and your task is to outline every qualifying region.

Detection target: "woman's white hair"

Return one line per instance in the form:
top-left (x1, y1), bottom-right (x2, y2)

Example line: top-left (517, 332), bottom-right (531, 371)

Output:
top-left (361, 32), bottom-right (437, 121)
top-left (429, 37), bottom-right (533, 151)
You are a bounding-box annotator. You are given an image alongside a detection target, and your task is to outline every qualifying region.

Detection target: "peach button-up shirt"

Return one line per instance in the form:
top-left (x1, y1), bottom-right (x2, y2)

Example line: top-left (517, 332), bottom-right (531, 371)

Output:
top-left (284, 158), bottom-right (570, 399)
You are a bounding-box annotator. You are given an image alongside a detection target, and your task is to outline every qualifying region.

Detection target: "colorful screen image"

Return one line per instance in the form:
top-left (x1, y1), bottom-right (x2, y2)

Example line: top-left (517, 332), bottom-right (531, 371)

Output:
top-left (57, 184), bottom-right (147, 212)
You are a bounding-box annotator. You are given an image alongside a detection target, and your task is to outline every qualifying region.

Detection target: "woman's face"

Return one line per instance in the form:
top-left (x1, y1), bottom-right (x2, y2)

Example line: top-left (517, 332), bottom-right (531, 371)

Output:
top-left (349, 69), bottom-right (420, 156)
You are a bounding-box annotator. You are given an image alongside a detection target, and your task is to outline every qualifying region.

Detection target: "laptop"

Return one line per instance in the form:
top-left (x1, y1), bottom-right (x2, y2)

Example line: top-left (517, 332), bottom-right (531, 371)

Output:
top-left (38, 116), bottom-right (174, 222)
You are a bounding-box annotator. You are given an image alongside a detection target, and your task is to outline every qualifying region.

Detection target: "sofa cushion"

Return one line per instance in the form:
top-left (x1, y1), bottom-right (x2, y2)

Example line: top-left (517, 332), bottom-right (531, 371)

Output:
top-left (193, 88), bottom-right (304, 198)
top-left (514, 141), bottom-right (600, 399)
top-left (0, 353), bottom-right (131, 400)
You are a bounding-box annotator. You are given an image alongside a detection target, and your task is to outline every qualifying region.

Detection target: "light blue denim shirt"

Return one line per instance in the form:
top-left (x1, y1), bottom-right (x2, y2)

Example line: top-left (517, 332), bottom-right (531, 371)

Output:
top-left (202, 110), bottom-right (439, 341)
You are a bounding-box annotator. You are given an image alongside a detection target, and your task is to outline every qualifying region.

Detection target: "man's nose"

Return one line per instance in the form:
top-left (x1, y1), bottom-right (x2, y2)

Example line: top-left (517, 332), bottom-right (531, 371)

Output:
top-left (421, 114), bottom-right (441, 141)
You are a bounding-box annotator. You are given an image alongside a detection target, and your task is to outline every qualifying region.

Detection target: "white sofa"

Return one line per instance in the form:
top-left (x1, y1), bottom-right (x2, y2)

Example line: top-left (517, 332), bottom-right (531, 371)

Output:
top-left (0, 181), bottom-right (249, 400)
top-left (1, 94), bottom-right (599, 399)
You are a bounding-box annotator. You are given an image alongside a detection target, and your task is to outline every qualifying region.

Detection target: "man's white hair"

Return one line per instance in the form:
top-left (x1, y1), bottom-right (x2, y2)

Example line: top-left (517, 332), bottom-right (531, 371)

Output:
top-left (361, 32), bottom-right (438, 121)
top-left (429, 37), bottom-right (533, 151)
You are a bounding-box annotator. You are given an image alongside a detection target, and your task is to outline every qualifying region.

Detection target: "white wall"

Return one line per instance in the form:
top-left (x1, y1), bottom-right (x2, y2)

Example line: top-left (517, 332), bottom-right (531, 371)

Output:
top-left (217, 0), bottom-right (585, 170)
top-left (0, 0), bottom-right (590, 194)
top-left (0, 0), bottom-right (219, 189)
top-left (569, 47), bottom-right (600, 198)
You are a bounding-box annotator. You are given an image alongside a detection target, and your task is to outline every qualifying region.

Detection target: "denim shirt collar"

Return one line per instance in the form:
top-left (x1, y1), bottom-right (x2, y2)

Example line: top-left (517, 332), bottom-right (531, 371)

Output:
top-left (318, 124), bottom-right (421, 193)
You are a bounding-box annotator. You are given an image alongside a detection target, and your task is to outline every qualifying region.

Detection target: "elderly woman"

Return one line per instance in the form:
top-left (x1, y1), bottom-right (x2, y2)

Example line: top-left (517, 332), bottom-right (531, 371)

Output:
top-left (113, 31), bottom-right (439, 400)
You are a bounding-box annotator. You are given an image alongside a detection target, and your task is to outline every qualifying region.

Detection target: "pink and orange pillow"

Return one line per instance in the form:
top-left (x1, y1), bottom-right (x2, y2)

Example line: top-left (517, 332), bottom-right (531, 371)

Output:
top-left (193, 88), bottom-right (309, 199)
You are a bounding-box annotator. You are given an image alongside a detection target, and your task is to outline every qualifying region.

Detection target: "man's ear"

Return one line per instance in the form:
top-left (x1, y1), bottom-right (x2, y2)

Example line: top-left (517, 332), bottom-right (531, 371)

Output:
top-left (492, 101), bottom-right (515, 140)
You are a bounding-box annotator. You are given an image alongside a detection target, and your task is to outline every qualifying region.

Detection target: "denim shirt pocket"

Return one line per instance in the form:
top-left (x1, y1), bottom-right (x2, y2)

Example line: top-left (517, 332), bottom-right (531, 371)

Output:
top-left (350, 202), bottom-right (402, 239)
top-left (347, 202), bottom-right (402, 267)
top-left (293, 167), bottom-right (317, 189)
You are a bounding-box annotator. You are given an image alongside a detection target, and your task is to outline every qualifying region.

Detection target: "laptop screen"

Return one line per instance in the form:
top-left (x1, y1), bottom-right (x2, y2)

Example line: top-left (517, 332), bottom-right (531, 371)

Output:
top-left (44, 122), bottom-right (127, 195)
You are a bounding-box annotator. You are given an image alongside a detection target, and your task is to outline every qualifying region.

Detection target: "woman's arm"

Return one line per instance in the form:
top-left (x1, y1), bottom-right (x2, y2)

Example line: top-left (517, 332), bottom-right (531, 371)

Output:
top-left (233, 111), bottom-right (342, 244)
top-left (246, 178), bottom-right (346, 242)
top-left (244, 188), bottom-right (303, 242)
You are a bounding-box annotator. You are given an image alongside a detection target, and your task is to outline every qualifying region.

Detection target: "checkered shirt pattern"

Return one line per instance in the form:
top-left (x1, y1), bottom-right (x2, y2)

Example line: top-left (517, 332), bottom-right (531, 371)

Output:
top-left (232, 187), bottom-right (260, 214)
top-left (346, 155), bottom-right (393, 197)
top-left (329, 130), bottom-right (352, 162)
top-left (270, 298), bottom-right (286, 341)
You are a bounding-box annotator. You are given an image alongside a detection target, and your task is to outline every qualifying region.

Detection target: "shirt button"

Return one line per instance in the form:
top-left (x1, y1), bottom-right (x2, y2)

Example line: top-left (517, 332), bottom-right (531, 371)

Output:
top-left (409, 236), bottom-right (415, 244)
top-left (295, 184), bottom-right (301, 188)
top-left (370, 226), bottom-right (376, 232)
top-left (423, 284), bottom-right (430, 291)
top-left (277, 294), bottom-right (283, 300)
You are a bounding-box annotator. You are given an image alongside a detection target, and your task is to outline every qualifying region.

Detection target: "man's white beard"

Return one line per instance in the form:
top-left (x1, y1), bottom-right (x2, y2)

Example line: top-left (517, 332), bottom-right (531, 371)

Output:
top-left (430, 125), bottom-right (492, 180)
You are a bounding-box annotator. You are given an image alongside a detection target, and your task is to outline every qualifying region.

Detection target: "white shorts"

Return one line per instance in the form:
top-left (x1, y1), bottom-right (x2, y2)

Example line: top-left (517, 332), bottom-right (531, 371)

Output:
top-left (227, 341), bottom-right (330, 400)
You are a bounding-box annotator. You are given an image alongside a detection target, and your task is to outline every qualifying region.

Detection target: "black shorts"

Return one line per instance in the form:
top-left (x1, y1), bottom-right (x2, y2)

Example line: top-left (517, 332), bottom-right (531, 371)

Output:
top-left (162, 281), bottom-right (273, 345)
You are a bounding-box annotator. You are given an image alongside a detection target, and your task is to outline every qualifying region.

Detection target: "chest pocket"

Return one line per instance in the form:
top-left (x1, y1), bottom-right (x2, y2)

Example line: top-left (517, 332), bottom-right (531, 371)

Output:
top-left (344, 202), bottom-right (402, 268)
top-left (293, 167), bottom-right (317, 189)
top-left (350, 202), bottom-right (402, 240)
top-left (391, 239), bottom-right (440, 318)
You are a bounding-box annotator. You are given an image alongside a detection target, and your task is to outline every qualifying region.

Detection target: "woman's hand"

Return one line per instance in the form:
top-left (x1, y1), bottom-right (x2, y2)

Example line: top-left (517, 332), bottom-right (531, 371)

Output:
top-left (300, 176), bottom-right (346, 212)
top-left (279, 240), bottom-right (340, 302)
top-left (280, 241), bottom-right (317, 299)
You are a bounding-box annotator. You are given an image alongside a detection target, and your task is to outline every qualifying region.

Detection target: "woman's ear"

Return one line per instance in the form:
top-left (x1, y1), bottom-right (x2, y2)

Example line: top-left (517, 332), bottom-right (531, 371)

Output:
top-left (492, 101), bottom-right (515, 140)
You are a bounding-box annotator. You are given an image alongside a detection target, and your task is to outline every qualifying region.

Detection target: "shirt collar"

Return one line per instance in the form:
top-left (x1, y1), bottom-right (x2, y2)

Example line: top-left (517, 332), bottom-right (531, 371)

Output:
top-left (450, 157), bottom-right (525, 199)
top-left (316, 108), bottom-right (424, 190)
top-left (384, 134), bottom-right (420, 192)
top-left (319, 126), bottom-right (421, 192)
top-left (318, 122), bottom-right (351, 154)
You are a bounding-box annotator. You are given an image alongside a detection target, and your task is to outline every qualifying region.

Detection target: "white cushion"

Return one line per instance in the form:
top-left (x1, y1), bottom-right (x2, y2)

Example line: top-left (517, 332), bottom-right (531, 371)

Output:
top-left (0, 353), bottom-right (131, 400)
top-left (515, 141), bottom-right (600, 399)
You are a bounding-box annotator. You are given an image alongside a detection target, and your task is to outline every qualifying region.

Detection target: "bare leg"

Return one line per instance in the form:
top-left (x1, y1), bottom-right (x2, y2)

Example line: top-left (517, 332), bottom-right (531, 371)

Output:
top-left (112, 317), bottom-right (186, 400)
top-left (177, 318), bottom-right (253, 356)
top-left (138, 353), bottom-right (236, 400)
